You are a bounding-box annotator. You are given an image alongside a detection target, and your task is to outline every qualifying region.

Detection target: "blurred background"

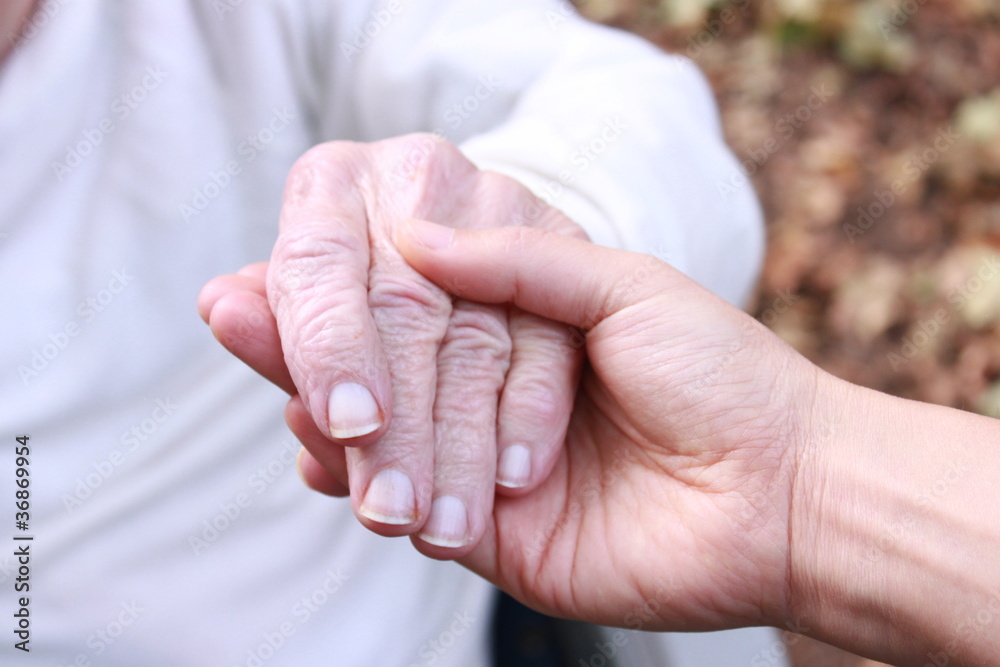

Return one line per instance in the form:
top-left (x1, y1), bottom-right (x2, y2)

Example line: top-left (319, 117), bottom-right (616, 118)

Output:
top-left (575, 0), bottom-right (1000, 417)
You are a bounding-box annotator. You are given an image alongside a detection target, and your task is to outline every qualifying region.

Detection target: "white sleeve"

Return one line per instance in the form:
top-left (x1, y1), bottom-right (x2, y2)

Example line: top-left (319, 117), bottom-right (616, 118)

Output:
top-left (319, 0), bottom-right (764, 306)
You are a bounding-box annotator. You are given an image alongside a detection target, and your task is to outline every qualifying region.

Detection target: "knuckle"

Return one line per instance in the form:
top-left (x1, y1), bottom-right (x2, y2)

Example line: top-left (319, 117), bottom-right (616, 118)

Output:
top-left (438, 304), bottom-right (512, 377)
top-left (385, 133), bottom-right (471, 183)
top-left (287, 141), bottom-right (363, 191)
top-left (274, 142), bottom-right (371, 304)
top-left (476, 170), bottom-right (586, 239)
top-left (285, 310), bottom-right (364, 376)
top-left (280, 142), bottom-right (369, 229)
top-left (475, 171), bottom-right (547, 229)
top-left (396, 132), bottom-right (464, 165)
top-left (513, 315), bottom-right (578, 349)
top-left (426, 429), bottom-right (495, 483)
top-left (501, 375), bottom-right (564, 428)
top-left (436, 458), bottom-right (490, 489)
top-left (438, 438), bottom-right (483, 472)
top-left (369, 274), bottom-right (452, 330)
top-left (269, 229), bottom-right (366, 298)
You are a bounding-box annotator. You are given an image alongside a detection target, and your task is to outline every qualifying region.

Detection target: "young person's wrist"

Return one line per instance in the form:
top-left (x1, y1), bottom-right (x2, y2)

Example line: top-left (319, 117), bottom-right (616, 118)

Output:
top-left (786, 376), bottom-right (904, 662)
top-left (788, 374), bottom-right (1000, 665)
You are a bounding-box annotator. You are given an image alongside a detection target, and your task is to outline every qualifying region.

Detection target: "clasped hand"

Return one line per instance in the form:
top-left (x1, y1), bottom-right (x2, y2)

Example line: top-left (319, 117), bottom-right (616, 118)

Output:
top-left (199, 134), bottom-right (586, 558)
top-left (201, 133), bottom-right (825, 633)
top-left (200, 134), bottom-right (1000, 667)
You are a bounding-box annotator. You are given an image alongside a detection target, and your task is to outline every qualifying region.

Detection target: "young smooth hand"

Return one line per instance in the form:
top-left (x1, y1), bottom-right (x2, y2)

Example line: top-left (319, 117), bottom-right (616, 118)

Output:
top-left (395, 218), bottom-right (823, 631)
top-left (397, 219), bottom-right (1000, 667)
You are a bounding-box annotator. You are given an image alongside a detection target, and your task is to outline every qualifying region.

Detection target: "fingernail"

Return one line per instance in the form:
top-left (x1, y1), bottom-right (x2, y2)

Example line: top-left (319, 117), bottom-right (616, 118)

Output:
top-left (360, 469), bottom-right (416, 525)
top-left (497, 445), bottom-right (531, 489)
top-left (328, 382), bottom-right (381, 439)
top-left (419, 495), bottom-right (469, 548)
top-left (404, 218), bottom-right (454, 250)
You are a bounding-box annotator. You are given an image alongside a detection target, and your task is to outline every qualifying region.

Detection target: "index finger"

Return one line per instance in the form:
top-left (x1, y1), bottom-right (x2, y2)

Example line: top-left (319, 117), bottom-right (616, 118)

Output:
top-left (267, 143), bottom-right (393, 444)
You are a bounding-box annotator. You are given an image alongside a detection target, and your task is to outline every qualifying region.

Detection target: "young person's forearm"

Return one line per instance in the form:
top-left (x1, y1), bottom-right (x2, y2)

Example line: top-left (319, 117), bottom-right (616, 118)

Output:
top-left (792, 374), bottom-right (1000, 665)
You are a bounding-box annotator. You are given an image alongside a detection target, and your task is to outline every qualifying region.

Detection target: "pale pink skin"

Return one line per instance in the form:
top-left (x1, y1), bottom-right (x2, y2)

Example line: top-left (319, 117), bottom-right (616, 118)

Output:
top-left (200, 135), bottom-right (586, 557)
top-left (210, 210), bottom-right (1000, 666)
top-left (396, 222), bottom-right (1000, 666)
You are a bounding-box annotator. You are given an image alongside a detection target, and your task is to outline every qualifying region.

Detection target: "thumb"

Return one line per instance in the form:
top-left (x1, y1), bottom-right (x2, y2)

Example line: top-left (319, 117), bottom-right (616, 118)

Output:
top-left (396, 218), bottom-right (683, 330)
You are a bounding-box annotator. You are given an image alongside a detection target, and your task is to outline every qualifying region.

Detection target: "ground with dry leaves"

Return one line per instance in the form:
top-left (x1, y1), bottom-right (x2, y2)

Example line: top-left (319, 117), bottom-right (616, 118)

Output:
top-left (578, 0), bottom-right (1000, 415)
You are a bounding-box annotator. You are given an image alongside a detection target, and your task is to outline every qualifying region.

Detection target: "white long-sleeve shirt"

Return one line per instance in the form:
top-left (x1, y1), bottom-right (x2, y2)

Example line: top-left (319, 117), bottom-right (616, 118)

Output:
top-left (0, 1), bottom-right (764, 665)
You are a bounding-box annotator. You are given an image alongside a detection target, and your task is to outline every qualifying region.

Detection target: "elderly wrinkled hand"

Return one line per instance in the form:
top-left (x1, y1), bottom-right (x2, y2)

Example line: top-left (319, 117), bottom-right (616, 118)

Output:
top-left (199, 134), bottom-right (585, 557)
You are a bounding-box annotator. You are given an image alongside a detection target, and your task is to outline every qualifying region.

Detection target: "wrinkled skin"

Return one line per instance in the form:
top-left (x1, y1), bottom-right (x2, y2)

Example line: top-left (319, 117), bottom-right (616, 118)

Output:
top-left (199, 134), bottom-right (586, 557)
